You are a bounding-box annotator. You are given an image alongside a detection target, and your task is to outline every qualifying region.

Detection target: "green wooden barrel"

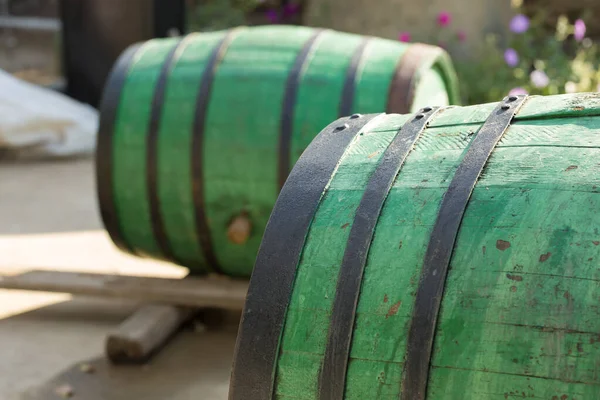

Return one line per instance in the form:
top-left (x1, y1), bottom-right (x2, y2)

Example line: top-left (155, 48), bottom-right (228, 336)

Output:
top-left (96, 25), bottom-right (460, 277)
top-left (230, 92), bottom-right (600, 399)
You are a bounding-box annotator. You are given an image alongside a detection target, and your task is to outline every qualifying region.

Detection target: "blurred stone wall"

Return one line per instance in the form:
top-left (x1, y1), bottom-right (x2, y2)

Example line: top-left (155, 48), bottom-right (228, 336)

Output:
top-left (305, 0), bottom-right (513, 58)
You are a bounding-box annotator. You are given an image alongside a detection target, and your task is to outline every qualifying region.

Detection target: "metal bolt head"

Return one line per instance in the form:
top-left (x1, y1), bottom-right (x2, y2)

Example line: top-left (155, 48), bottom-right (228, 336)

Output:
top-left (335, 124), bottom-right (349, 131)
top-left (415, 114), bottom-right (425, 119)
top-left (422, 106), bottom-right (433, 112)
top-left (350, 113), bottom-right (362, 119)
top-left (501, 104), bottom-right (511, 110)
top-left (508, 96), bottom-right (518, 101)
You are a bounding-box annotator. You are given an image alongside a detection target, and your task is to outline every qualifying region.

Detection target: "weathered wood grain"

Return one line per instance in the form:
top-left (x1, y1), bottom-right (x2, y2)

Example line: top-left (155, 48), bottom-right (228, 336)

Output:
top-left (266, 93), bottom-right (600, 399)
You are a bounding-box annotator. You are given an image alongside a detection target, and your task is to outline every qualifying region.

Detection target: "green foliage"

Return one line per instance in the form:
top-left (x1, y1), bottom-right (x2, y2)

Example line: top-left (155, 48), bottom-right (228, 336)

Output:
top-left (453, 10), bottom-right (600, 105)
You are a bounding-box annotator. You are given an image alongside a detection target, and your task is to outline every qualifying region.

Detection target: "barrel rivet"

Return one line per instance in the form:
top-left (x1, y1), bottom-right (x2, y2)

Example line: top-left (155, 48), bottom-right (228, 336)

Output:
top-left (415, 114), bottom-right (425, 119)
top-left (501, 104), bottom-right (511, 110)
top-left (350, 113), bottom-right (362, 119)
top-left (508, 96), bottom-right (518, 101)
top-left (335, 124), bottom-right (349, 131)
top-left (422, 106), bottom-right (433, 112)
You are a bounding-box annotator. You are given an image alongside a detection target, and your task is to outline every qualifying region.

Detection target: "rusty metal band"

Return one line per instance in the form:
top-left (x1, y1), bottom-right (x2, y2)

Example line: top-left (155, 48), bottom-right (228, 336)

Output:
top-left (146, 37), bottom-right (187, 262)
top-left (338, 38), bottom-right (371, 118)
top-left (319, 106), bottom-right (441, 400)
top-left (278, 29), bottom-right (326, 190)
top-left (229, 113), bottom-right (381, 400)
top-left (386, 43), bottom-right (442, 114)
top-left (191, 28), bottom-right (242, 274)
top-left (96, 43), bottom-right (142, 254)
top-left (402, 95), bottom-right (528, 400)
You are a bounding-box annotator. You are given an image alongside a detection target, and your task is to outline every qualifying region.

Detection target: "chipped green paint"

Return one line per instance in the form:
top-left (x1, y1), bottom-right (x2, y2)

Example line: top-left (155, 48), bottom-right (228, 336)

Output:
top-left (271, 93), bottom-right (600, 399)
top-left (100, 25), bottom-right (460, 276)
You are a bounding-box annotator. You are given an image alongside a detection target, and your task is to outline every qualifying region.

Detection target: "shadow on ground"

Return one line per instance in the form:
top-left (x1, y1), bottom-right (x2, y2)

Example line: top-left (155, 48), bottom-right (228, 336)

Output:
top-left (0, 296), bottom-right (237, 400)
top-left (19, 330), bottom-right (235, 400)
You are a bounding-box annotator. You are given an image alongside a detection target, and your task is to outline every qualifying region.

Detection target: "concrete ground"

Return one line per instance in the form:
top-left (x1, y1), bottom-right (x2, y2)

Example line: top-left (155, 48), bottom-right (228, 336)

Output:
top-left (0, 156), bottom-right (236, 400)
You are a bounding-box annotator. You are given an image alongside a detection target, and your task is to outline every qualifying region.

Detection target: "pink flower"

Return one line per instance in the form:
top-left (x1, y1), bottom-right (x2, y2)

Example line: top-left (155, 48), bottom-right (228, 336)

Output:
top-left (530, 70), bottom-right (549, 89)
top-left (574, 19), bottom-right (586, 41)
top-left (437, 12), bottom-right (451, 27)
top-left (510, 14), bottom-right (530, 34)
top-left (457, 30), bottom-right (467, 42)
top-left (398, 32), bottom-right (411, 42)
top-left (565, 81), bottom-right (577, 94)
top-left (266, 9), bottom-right (279, 23)
top-left (504, 48), bottom-right (519, 67)
top-left (509, 87), bottom-right (528, 96)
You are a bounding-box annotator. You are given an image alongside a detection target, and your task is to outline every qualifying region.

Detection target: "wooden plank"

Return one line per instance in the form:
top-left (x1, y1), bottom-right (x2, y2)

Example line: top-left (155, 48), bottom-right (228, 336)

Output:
top-left (0, 16), bottom-right (61, 31)
top-left (0, 270), bottom-right (248, 310)
top-left (106, 304), bottom-right (194, 364)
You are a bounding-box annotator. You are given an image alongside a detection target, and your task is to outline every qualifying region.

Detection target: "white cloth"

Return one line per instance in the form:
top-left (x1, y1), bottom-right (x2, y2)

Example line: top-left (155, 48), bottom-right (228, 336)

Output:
top-left (0, 69), bottom-right (98, 157)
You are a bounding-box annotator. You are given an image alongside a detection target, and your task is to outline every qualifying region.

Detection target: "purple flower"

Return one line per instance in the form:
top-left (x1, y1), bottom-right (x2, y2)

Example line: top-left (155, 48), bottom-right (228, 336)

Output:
top-left (457, 30), bottom-right (467, 42)
top-left (510, 14), bottom-right (530, 34)
top-left (574, 19), bottom-right (586, 41)
top-left (437, 12), bottom-right (451, 27)
top-left (530, 70), bottom-right (549, 89)
top-left (509, 87), bottom-right (528, 96)
top-left (283, 3), bottom-right (300, 17)
top-left (504, 48), bottom-right (519, 67)
top-left (266, 9), bottom-right (279, 23)
top-left (398, 32), bottom-right (411, 42)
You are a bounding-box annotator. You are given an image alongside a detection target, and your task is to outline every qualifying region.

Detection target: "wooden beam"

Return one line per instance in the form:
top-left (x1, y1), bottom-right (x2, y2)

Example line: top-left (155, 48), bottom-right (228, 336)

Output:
top-left (105, 304), bottom-right (194, 364)
top-left (0, 270), bottom-right (248, 310)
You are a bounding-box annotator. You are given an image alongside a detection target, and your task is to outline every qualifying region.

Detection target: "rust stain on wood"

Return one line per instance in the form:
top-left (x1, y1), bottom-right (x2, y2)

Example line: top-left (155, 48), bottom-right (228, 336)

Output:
top-left (593, 241), bottom-right (599, 246)
top-left (383, 294), bottom-right (388, 303)
top-left (510, 286), bottom-right (517, 292)
top-left (506, 273), bottom-right (523, 282)
top-left (340, 223), bottom-right (350, 230)
top-left (539, 252), bottom-right (552, 262)
top-left (385, 301), bottom-right (401, 318)
top-left (496, 240), bottom-right (511, 251)
top-left (226, 213), bottom-right (252, 245)
top-left (482, 245), bottom-right (486, 255)
top-left (565, 165), bottom-right (578, 171)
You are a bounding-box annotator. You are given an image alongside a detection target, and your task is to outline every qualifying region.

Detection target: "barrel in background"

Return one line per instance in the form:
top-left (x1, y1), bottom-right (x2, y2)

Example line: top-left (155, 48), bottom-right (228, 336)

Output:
top-left (230, 92), bottom-right (600, 399)
top-left (96, 25), bottom-right (461, 277)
